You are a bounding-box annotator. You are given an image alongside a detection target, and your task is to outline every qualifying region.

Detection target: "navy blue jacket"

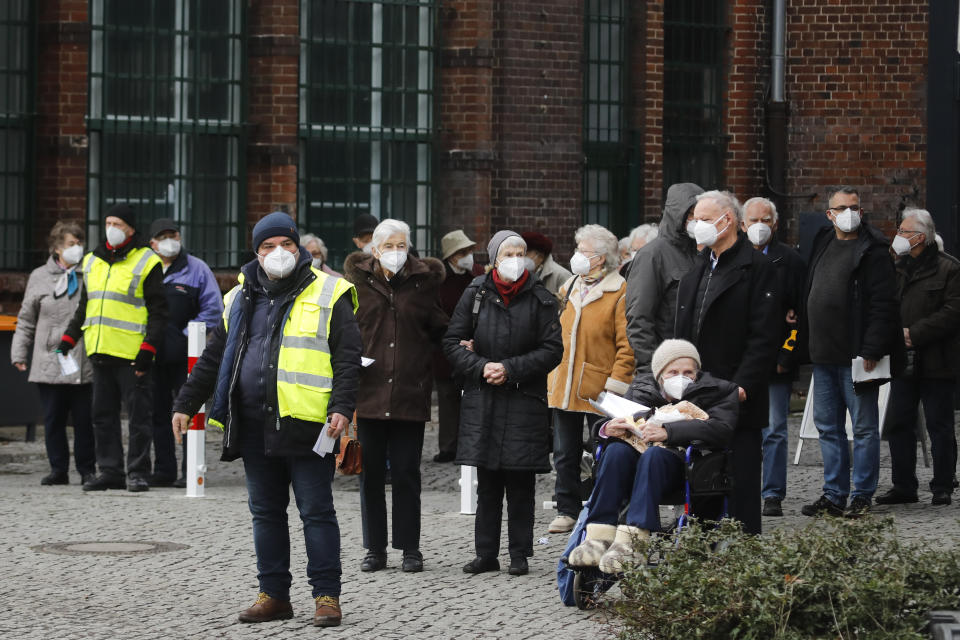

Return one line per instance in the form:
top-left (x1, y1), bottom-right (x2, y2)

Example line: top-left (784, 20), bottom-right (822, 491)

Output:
top-left (157, 250), bottom-right (223, 364)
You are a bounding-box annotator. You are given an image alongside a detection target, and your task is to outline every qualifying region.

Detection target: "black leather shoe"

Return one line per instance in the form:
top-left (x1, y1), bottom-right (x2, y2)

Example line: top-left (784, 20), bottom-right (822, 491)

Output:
top-left (41, 471), bottom-right (68, 486)
top-left (874, 488), bottom-right (919, 505)
top-left (127, 477), bottom-right (150, 492)
top-left (801, 494), bottom-right (844, 517)
top-left (432, 451), bottom-right (455, 463)
top-left (508, 557), bottom-right (529, 576)
top-left (932, 491), bottom-right (952, 506)
top-left (80, 472), bottom-right (97, 486)
top-left (147, 474), bottom-right (176, 488)
top-left (844, 496), bottom-right (871, 518)
top-left (463, 557), bottom-right (500, 574)
top-left (401, 550), bottom-right (423, 573)
top-left (762, 498), bottom-right (783, 517)
top-left (82, 474), bottom-right (127, 491)
top-left (360, 550), bottom-right (387, 572)
top-left (173, 477), bottom-right (187, 489)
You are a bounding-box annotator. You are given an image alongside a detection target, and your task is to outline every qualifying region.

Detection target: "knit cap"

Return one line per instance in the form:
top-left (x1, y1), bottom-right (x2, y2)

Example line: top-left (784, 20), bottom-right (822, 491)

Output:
top-left (650, 339), bottom-right (701, 380)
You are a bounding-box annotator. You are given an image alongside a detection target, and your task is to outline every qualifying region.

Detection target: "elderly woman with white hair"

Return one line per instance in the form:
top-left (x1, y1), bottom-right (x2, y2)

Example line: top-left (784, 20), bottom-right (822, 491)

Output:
top-left (301, 233), bottom-right (343, 278)
top-left (546, 224), bottom-right (634, 533)
top-left (343, 218), bottom-right (449, 574)
top-left (443, 230), bottom-right (563, 576)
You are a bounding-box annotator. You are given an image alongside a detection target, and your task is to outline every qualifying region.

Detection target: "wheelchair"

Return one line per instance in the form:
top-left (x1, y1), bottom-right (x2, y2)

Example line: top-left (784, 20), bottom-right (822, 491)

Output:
top-left (557, 442), bottom-right (733, 610)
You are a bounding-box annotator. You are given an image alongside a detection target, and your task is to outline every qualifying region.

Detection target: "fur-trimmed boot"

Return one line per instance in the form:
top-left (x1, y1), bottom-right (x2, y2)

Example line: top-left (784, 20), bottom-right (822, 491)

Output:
top-left (598, 525), bottom-right (649, 574)
top-left (567, 523), bottom-right (617, 568)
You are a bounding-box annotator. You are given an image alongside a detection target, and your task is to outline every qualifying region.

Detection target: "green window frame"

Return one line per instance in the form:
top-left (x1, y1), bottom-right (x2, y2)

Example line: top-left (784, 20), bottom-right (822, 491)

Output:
top-left (299, 0), bottom-right (436, 269)
top-left (663, 0), bottom-right (727, 192)
top-left (0, 0), bottom-right (35, 270)
top-left (583, 0), bottom-right (629, 233)
top-left (88, 0), bottom-right (246, 268)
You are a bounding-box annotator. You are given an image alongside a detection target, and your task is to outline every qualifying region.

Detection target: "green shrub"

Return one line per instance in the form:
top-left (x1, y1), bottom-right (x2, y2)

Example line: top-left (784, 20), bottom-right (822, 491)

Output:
top-left (611, 517), bottom-right (960, 639)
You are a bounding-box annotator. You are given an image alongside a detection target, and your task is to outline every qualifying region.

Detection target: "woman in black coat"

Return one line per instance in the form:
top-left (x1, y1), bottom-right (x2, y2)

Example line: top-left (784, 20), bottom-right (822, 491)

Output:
top-left (443, 230), bottom-right (563, 576)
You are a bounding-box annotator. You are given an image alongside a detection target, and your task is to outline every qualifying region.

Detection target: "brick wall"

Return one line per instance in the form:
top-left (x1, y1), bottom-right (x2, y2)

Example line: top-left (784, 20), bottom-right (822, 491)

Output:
top-left (780, 0), bottom-right (928, 234)
top-left (633, 0), bottom-right (664, 223)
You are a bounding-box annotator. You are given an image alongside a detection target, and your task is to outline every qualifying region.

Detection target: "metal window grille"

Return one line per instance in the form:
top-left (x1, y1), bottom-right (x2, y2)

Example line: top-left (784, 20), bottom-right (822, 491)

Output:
top-left (583, 0), bottom-right (628, 232)
top-left (663, 0), bottom-right (727, 192)
top-left (88, 0), bottom-right (245, 268)
top-left (299, 0), bottom-right (436, 268)
top-left (0, 0), bottom-right (35, 270)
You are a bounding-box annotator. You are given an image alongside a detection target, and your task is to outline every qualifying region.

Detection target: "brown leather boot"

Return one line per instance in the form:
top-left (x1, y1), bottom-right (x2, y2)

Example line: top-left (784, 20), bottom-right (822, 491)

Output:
top-left (313, 595), bottom-right (342, 627)
top-left (238, 592), bottom-right (293, 623)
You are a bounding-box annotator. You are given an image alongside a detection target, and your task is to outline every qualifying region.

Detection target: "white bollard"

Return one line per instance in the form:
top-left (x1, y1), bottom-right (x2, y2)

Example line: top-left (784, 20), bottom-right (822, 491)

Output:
top-left (186, 321), bottom-right (206, 497)
top-left (459, 465), bottom-right (478, 514)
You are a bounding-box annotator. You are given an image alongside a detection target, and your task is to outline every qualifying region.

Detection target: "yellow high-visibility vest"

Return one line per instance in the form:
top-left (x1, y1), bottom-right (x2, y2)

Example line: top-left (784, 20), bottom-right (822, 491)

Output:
top-left (81, 247), bottom-right (161, 359)
top-left (218, 268), bottom-right (357, 425)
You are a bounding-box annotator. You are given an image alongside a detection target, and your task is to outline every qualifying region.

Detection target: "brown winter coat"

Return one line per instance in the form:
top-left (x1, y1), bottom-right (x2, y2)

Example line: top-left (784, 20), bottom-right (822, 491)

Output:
top-left (548, 270), bottom-right (634, 413)
top-left (343, 251), bottom-right (449, 422)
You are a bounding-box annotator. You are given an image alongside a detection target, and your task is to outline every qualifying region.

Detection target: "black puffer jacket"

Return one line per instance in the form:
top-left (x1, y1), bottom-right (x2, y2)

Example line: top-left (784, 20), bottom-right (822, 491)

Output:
top-left (601, 372), bottom-right (740, 454)
top-left (442, 272), bottom-right (563, 472)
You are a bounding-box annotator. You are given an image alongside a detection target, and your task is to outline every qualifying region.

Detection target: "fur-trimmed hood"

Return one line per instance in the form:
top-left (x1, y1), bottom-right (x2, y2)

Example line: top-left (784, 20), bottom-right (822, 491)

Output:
top-left (343, 250), bottom-right (445, 286)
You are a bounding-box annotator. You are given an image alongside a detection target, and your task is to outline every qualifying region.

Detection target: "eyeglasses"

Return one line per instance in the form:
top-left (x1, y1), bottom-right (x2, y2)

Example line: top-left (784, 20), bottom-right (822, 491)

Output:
top-left (828, 205), bottom-right (861, 213)
top-left (897, 229), bottom-right (922, 236)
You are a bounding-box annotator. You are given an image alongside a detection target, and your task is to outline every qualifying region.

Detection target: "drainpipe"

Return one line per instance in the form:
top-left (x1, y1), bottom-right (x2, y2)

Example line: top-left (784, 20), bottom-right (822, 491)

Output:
top-left (766, 0), bottom-right (788, 202)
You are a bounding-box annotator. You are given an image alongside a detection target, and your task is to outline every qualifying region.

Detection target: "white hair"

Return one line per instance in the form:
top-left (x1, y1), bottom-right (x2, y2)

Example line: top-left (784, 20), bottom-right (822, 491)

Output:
top-left (371, 218), bottom-right (411, 250)
top-left (575, 224), bottom-right (620, 270)
top-left (742, 197), bottom-right (778, 223)
top-left (629, 223), bottom-right (659, 245)
top-left (901, 208), bottom-right (937, 246)
top-left (497, 235), bottom-right (527, 258)
top-left (618, 237), bottom-right (631, 252)
top-left (697, 190), bottom-right (743, 221)
top-left (301, 233), bottom-right (328, 260)
top-left (936, 234), bottom-right (944, 251)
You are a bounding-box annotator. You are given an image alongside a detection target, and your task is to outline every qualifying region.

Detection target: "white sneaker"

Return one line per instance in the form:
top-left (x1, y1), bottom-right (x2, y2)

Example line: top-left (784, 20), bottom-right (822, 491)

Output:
top-left (548, 514), bottom-right (576, 533)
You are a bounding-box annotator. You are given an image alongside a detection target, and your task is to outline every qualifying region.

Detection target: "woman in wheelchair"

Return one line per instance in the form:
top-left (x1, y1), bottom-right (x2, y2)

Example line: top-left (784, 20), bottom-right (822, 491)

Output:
top-left (566, 339), bottom-right (739, 574)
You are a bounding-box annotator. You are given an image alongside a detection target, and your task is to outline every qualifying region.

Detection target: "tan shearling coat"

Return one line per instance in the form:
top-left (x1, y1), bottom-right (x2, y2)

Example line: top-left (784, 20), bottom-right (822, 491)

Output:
top-left (548, 270), bottom-right (634, 413)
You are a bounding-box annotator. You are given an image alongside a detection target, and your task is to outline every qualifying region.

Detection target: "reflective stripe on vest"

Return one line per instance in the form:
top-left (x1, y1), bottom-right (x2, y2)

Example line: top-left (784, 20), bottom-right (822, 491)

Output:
top-left (222, 268), bottom-right (358, 424)
top-left (80, 247), bottom-right (161, 359)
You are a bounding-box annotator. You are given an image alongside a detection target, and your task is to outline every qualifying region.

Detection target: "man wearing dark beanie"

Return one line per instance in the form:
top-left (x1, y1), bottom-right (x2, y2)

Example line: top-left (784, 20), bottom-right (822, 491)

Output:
top-left (58, 203), bottom-right (168, 492)
top-left (172, 209), bottom-right (363, 627)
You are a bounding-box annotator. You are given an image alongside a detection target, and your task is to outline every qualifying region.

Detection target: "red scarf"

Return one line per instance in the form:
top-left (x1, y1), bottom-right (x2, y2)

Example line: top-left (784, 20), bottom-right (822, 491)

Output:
top-left (492, 268), bottom-right (529, 306)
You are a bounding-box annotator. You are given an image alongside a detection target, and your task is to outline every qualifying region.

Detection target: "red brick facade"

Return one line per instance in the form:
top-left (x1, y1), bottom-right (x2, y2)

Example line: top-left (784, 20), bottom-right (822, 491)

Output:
top-left (0, 0), bottom-right (937, 312)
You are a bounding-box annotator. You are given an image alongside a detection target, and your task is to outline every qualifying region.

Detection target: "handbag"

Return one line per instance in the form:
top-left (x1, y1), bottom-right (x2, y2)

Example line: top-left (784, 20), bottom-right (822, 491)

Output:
top-left (336, 416), bottom-right (363, 476)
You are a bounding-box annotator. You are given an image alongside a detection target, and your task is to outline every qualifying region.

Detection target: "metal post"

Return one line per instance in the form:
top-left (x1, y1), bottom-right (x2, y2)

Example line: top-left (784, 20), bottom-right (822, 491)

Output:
top-left (185, 321), bottom-right (206, 497)
top-left (459, 465), bottom-right (477, 515)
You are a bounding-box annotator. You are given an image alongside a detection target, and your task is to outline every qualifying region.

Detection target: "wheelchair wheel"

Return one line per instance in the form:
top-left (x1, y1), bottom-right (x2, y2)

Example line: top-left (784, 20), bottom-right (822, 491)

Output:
top-left (572, 571), bottom-right (596, 610)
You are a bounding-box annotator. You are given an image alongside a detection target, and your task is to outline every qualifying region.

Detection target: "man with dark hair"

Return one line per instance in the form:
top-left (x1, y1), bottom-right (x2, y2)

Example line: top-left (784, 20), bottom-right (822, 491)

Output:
top-left (58, 204), bottom-right (168, 492)
top-left (352, 213), bottom-right (379, 253)
top-left (521, 231), bottom-right (572, 297)
top-left (799, 186), bottom-right (904, 518)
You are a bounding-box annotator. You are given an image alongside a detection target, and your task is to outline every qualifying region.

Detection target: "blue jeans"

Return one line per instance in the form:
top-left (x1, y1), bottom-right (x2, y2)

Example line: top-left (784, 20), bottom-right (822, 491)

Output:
top-left (761, 381), bottom-right (792, 500)
top-left (241, 421), bottom-right (341, 599)
top-left (886, 377), bottom-right (957, 495)
top-left (587, 440), bottom-right (683, 531)
top-left (812, 365), bottom-right (880, 505)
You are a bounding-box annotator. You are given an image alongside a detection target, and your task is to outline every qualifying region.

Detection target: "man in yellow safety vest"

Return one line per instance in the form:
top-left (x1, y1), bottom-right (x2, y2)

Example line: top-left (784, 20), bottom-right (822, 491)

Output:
top-left (58, 204), bottom-right (168, 492)
top-left (171, 211), bottom-right (362, 628)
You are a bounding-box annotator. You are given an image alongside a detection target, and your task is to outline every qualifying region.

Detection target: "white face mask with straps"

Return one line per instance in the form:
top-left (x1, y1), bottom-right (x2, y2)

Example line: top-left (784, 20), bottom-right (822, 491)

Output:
top-left (661, 374), bottom-right (694, 400)
top-left (260, 246), bottom-right (297, 279)
top-left (60, 244), bottom-right (84, 266)
top-left (497, 256), bottom-right (525, 282)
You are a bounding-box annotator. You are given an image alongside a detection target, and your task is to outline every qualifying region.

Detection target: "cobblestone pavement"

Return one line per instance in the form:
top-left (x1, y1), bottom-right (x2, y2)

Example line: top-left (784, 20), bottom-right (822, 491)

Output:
top-left (1, 403), bottom-right (958, 640)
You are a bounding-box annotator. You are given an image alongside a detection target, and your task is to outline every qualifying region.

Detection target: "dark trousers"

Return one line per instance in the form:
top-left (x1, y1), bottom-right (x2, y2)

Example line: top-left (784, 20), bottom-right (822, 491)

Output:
top-left (91, 363), bottom-right (154, 480)
top-left (357, 418), bottom-right (425, 551)
top-left (728, 428), bottom-right (762, 535)
top-left (435, 376), bottom-right (462, 456)
top-left (36, 383), bottom-right (96, 477)
top-left (886, 377), bottom-right (957, 495)
top-left (587, 441), bottom-right (684, 531)
top-left (552, 409), bottom-right (598, 517)
top-left (241, 419), bottom-right (341, 599)
top-left (151, 361), bottom-right (187, 480)
top-left (475, 467), bottom-right (536, 560)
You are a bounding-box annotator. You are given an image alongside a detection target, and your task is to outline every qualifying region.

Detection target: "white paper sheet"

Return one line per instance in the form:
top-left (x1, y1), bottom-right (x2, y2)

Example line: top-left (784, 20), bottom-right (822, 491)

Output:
top-left (312, 424), bottom-right (337, 457)
top-left (57, 352), bottom-right (79, 376)
top-left (851, 355), bottom-right (890, 383)
top-left (361, 357), bottom-right (376, 368)
top-left (589, 391), bottom-right (649, 419)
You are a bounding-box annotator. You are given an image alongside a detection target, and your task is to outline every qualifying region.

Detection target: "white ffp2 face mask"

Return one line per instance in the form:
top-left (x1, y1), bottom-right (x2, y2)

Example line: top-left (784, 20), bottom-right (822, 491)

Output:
top-left (686, 220), bottom-right (698, 240)
top-left (891, 234), bottom-right (918, 256)
top-left (106, 225), bottom-right (127, 247)
top-left (693, 215), bottom-right (729, 247)
top-left (833, 208), bottom-right (861, 233)
top-left (662, 374), bottom-right (694, 400)
top-left (523, 257), bottom-right (537, 273)
top-left (60, 244), bottom-right (84, 266)
top-left (497, 256), bottom-right (525, 282)
top-left (378, 250), bottom-right (408, 274)
top-left (746, 223), bottom-right (772, 246)
top-left (156, 238), bottom-right (181, 258)
top-left (456, 254), bottom-right (474, 271)
top-left (260, 246), bottom-right (297, 279)
top-left (569, 252), bottom-right (591, 276)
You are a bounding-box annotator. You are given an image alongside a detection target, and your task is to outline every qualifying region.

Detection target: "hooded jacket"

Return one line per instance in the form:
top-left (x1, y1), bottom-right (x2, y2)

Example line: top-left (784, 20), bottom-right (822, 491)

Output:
top-left (625, 183), bottom-right (704, 372)
top-left (799, 223), bottom-right (906, 392)
top-left (11, 256), bottom-right (94, 384)
top-left (63, 232), bottom-right (168, 365)
top-left (343, 251), bottom-right (449, 423)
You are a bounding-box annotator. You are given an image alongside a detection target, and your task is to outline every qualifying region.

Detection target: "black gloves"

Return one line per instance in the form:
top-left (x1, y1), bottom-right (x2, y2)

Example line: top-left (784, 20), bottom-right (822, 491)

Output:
top-left (133, 348), bottom-right (154, 373)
